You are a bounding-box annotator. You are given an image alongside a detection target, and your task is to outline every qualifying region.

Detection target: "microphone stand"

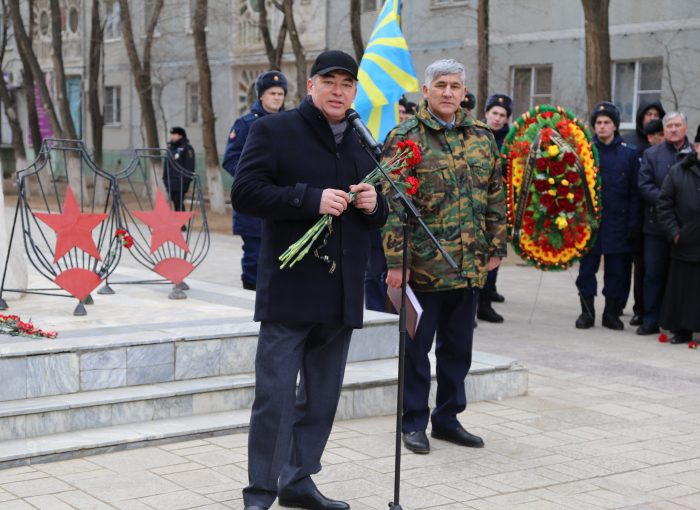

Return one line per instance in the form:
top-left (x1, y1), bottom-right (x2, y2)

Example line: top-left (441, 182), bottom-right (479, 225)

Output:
top-left (350, 130), bottom-right (457, 510)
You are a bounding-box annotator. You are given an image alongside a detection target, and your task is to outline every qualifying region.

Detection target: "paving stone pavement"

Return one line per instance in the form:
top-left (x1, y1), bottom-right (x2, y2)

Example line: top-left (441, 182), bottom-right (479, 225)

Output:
top-left (1, 232), bottom-right (700, 509)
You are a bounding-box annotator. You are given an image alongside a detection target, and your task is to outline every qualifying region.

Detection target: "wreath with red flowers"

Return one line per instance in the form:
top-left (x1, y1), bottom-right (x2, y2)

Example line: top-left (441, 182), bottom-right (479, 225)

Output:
top-left (502, 104), bottom-right (601, 270)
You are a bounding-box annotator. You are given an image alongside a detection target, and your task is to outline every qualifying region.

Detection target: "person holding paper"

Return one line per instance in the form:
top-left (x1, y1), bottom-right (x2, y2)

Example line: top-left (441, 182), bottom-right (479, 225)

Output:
top-left (382, 58), bottom-right (507, 455)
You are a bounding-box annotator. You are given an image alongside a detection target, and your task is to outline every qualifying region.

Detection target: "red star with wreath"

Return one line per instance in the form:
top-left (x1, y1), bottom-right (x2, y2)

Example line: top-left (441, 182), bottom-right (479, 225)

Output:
top-left (34, 186), bottom-right (109, 263)
top-left (132, 189), bottom-right (194, 254)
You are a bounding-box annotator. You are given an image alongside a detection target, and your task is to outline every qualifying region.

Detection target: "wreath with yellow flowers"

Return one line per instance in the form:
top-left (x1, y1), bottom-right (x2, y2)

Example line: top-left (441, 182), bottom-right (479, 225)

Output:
top-left (502, 104), bottom-right (601, 270)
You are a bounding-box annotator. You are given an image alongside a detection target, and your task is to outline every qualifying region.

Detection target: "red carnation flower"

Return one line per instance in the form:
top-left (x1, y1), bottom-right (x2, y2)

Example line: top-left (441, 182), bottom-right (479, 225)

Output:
top-left (404, 176), bottom-right (419, 195)
top-left (539, 194), bottom-right (555, 209)
top-left (536, 158), bottom-right (549, 171)
top-left (541, 111), bottom-right (555, 119)
top-left (565, 170), bottom-right (580, 183)
top-left (658, 333), bottom-right (669, 343)
top-left (534, 179), bottom-right (550, 193)
top-left (573, 187), bottom-right (584, 201)
top-left (557, 183), bottom-right (569, 196)
top-left (563, 152), bottom-right (578, 166)
top-left (550, 161), bottom-right (567, 176)
top-left (561, 199), bottom-right (576, 213)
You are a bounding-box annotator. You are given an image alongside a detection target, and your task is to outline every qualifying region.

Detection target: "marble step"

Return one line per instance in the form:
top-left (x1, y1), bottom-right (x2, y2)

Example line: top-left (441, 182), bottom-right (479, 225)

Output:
top-left (0, 352), bottom-right (527, 445)
top-left (0, 410), bottom-right (252, 468)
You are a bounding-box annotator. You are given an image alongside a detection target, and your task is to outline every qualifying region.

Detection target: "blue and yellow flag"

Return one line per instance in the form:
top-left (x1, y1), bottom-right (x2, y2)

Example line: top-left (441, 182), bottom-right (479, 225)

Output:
top-left (353, 0), bottom-right (419, 143)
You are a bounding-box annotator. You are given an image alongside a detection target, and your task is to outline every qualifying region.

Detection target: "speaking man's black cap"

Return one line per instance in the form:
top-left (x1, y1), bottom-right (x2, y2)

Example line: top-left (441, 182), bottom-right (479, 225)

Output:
top-left (310, 50), bottom-right (358, 81)
top-left (170, 126), bottom-right (187, 137)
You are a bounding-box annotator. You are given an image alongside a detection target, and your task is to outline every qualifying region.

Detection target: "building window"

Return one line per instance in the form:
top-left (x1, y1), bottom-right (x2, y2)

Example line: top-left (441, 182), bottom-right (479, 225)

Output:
top-left (612, 59), bottom-right (663, 127)
top-left (105, 0), bottom-right (121, 40)
top-left (511, 65), bottom-right (553, 117)
top-left (104, 86), bottom-right (121, 126)
top-left (186, 82), bottom-right (200, 124)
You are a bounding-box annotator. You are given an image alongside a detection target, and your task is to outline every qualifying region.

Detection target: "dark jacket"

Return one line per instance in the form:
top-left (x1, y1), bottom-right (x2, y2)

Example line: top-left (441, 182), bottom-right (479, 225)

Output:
top-left (622, 101), bottom-right (665, 156)
top-left (638, 138), bottom-right (695, 236)
top-left (590, 135), bottom-right (642, 254)
top-left (163, 137), bottom-right (195, 191)
top-left (657, 153), bottom-right (700, 262)
top-left (490, 123), bottom-right (509, 152)
top-left (223, 100), bottom-right (271, 236)
top-left (231, 96), bottom-right (388, 328)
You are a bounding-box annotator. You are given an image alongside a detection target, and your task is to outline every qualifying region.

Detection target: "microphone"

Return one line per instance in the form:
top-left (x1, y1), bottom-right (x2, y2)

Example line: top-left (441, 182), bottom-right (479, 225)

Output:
top-left (345, 108), bottom-right (382, 159)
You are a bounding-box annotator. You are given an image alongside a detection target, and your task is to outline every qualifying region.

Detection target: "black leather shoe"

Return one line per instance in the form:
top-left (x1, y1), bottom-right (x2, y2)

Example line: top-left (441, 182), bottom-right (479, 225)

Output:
top-left (244, 506), bottom-right (268, 510)
top-left (491, 291), bottom-right (505, 303)
top-left (431, 425), bottom-right (484, 448)
top-left (278, 488), bottom-right (349, 510)
top-left (636, 324), bottom-right (660, 335)
top-left (402, 430), bottom-right (430, 454)
top-left (629, 314), bottom-right (643, 326)
top-left (670, 332), bottom-right (691, 344)
top-left (242, 281), bottom-right (256, 291)
top-left (477, 304), bottom-right (504, 323)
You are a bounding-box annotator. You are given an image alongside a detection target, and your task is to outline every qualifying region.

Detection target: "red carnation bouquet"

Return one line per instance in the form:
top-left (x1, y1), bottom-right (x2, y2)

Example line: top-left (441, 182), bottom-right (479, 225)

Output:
top-left (0, 314), bottom-right (57, 339)
top-left (279, 140), bottom-right (421, 270)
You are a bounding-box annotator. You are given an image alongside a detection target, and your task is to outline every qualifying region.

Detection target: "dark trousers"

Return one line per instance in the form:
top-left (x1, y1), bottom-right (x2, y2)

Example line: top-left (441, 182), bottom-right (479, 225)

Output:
top-left (403, 287), bottom-right (478, 433)
top-left (364, 231), bottom-right (389, 312)
top-left (166, 182), bottom-right (191, 212)
top-left (483, 266), bottom-right (499, 294)
top-left (576, 252), bottom-right (631, 301)
top-left (632, 236), bottom-right (645, 315)
top-left (241, 235), bottom-right (261, 286)
top-left (243, 322), bottom-right (352, 508)
top-left (643, 234), bottom-right (670, 328)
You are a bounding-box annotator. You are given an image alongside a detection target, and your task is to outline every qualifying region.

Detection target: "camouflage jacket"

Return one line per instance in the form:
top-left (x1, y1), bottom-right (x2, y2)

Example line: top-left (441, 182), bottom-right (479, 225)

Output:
top-left (381, 101), bottom-right (507, 290)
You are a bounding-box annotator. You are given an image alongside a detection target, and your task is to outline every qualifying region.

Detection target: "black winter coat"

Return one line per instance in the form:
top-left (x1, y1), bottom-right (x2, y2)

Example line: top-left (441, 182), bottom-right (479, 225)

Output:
top-left (622, 101), bottom-right (665, 156)
top-left (591, 135), bottom-right (642, 254)
top-left (163, 137), bottom-right (195, 192)
top-left (657, 153), bottom-right (700, 262)
top-left (638, 139), bottom-right (695, 236)
top-left (231, 96), bottom-right (388, 328)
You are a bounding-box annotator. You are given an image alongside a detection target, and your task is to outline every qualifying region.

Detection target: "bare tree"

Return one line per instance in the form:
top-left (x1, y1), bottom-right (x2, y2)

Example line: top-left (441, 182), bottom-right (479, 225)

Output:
top-left (8, 0), bottom-right (64, 138)
top-left (280, 0), bottom-right (307, 104)
top-left (0, 0), bottom-right (26, 170)
top-left (118, 0), bottom-right (162, 150)
top-left (88, 0), bottom-right (105, 168)
top-left (17, 0), bottom-right (42, 158)
top-left (49, 0), bottom-right (78, 139)
top-left (349, 0), bottom-right (364, 62)
top-left (476, 0), bottom-right (489, 117)
top-left (259, 0), bottom-right (287, 70)
top-left (582, 0), bottom-right (611, 111)
top-left (192, 0), bottom-right (225, 213)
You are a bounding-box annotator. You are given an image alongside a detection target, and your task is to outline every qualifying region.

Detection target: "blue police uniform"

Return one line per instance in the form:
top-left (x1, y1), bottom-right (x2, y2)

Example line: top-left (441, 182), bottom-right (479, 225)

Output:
top-left (576, 134), bottom-right (641, 324)
top-left (223, 100), bottom-right (270, 289)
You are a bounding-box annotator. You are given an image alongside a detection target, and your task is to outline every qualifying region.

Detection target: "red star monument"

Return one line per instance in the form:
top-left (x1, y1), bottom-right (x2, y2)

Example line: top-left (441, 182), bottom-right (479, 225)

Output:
top-left (133, 189), bottom-right (194, 254)
top-left (34, 186), bottom-right (109, 263)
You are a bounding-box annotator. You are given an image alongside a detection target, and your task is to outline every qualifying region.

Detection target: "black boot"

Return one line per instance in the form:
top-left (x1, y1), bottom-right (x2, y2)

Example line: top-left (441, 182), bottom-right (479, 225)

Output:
top-left (602, 299), bottom-right (624, 330)
top-left (575, 295), bottom-right (595, 329)
top-left (477, 293), bottom-right (504, 323)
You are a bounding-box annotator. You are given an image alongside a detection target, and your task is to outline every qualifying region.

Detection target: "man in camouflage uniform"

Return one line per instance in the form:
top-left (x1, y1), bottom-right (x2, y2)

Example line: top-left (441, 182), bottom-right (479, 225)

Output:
top-left (382, 59), bottom-right (507, 454)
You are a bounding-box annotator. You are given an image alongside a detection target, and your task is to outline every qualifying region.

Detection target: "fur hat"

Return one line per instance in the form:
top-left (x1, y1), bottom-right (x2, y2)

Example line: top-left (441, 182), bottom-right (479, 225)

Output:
top-left (590, 101), bottom-right (620, 128)
top-left (255, 71), bottom-right (288, 98)
top-left (461, 92), bottom-right (476, 111)
top-left (169, 126), bottom-right (187, 138)
top-left (485, 94), bottom-right (513, 117)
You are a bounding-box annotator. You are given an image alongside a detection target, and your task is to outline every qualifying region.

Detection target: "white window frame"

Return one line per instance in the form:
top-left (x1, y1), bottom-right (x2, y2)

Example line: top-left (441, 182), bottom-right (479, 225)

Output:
top-left (104, 86), bottom-right (121, 126)
top-left (612, 58), bottom-right (663, 131)
top-left (510, 65), bottom-right (553, 117)
top-left (104, 0), bottom-right (121, 42)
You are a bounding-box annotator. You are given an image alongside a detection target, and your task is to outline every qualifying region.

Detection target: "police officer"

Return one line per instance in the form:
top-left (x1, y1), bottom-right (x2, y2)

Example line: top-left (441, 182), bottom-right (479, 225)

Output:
top-left (223, 71), bottom-right (288, 291)
top-left (163, 126), bottom-right (195, 212)
top-left (478, 93), bottom-right (513, 323)
top-left (383, 59), bottom-right (507, 454)
top-left (575, 102), bottom-right (641, 330)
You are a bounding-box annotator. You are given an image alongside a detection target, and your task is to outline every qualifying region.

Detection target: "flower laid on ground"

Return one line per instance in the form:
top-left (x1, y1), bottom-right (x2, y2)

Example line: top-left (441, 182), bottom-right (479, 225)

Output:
top-left (0, 314), bottom-right (57, 339)
top-left (689, 341), bottom-right (699, 349)
top-left (279, 140), bottom-right (422, 271)
top-left (502, 104), bottom-right (601, 270)
top-left (658, 333), bottom-right (669, 343)
top-left (115, 228), bottom-right (135, 249)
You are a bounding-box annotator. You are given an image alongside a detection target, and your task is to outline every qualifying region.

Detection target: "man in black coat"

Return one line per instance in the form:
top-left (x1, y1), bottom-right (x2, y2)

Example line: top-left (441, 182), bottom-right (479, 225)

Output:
top-left (637, 111), bottom-right (695, 335)
top-left (163, 126), bottom-right (195, 212)
top-left (231, 50), bottom-right (387, 510)
top-left (575, 102), bottom-right (641, 330)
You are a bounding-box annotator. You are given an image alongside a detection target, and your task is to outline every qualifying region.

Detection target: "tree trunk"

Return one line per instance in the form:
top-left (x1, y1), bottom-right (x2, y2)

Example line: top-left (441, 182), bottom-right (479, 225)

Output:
top-left (118, 0), bottom-right (162, 150)
top-left (349, 0), bottom-right (364, 62)
top-left (192, 0), bottom-right (225, 214)
top-left (8, 0), bottom-right (64, 139)
top-left (259, 0), bottom-right (287, 70)
top-left (49, 0), bottom-right (78, 140)
top-left (88, 0), bottom-right (104, 168)
top-left (19, 0), bottom-right (42, 160)
top-left (0, 0), bottom-right (26, 165)
top-left (282, 0), bottom-right (307, 104)
top-left (476, 0), bottom-right (489, 118)
top-left (582, 0), bottom-right (611, 112)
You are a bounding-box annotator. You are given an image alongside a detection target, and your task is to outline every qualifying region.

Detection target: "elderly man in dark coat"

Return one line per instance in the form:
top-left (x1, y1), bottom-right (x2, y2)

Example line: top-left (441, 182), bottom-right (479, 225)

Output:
top-left (637, 111), bottom-right (695, 335)
top-left (231, 50), bottom-right (387, 510)
top-left (575, 102), bottom-right (641, 330)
